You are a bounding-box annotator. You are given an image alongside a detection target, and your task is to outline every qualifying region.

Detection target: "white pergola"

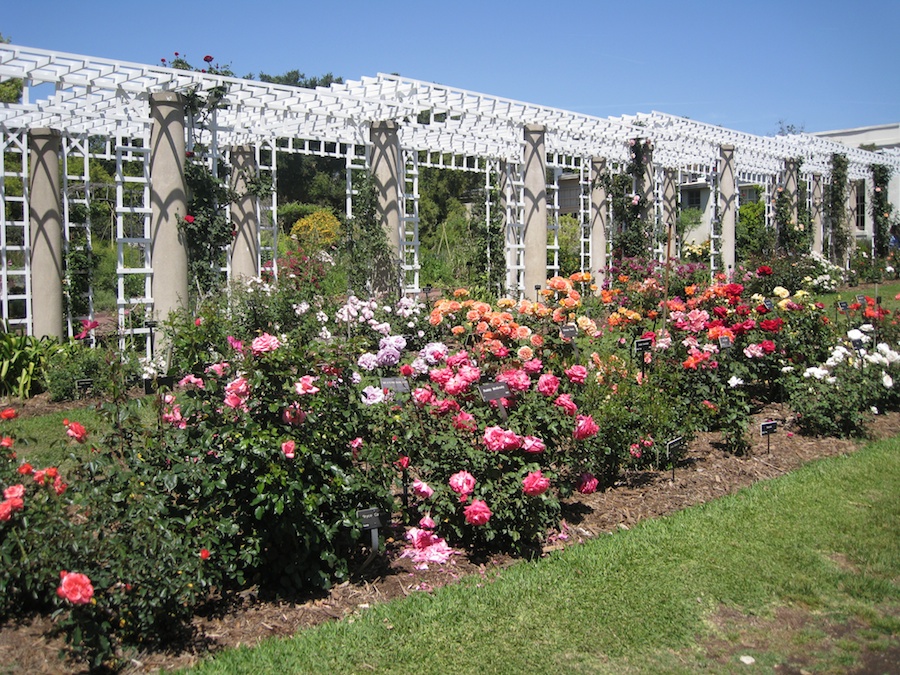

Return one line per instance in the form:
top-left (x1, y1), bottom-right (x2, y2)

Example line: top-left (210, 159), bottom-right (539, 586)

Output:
top-left (2, 42), bottom-right (898, 337)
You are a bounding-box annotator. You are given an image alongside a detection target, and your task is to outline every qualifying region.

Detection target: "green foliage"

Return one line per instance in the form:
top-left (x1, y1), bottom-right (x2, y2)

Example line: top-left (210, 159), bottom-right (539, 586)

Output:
top-left (827, 153), bottom-right (850, 263)
top-left (872, 163), bottom-right (893, 258)
top-left (0, 326), bottom-right (55, 398)
top-left (603, 140), bottom-right (656, 260)
top-left (737, 186), bottom-right (773, 259)
top-left (345, 170), bottom-right (398, 296)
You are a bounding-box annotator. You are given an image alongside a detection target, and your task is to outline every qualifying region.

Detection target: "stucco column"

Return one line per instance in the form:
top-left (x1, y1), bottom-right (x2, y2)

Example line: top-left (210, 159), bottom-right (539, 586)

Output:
top-left (229, 145), bottom-right (260, 279)
top-left (846, 180), bottom-right (858, 265)
top-left (590, 157), bottom-right (608, 288)
top-left (662, 167), bottom-right (678, 256)
top-left (370, 121), bottom-right (402, 294)
top-left (28, 128), bottom-right (64, 340)
top-left (784, 158), bottom-right (799, 231)
top-left (718, 144), bottom-right (737, 278)
top-left (811, 173), bottom-right (823, 255)
top-left (640, 142), bottom-right (655, 224)
top-left (522, 124), bottom-right (547, 294)
top-left (149, 92), bottom-right (189, 322)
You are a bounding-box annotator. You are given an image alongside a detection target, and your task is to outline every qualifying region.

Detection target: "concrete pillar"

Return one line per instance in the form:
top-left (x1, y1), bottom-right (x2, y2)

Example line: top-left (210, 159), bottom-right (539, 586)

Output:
top-left (522, 124), bottom-right (547, 293)
top-left (369, 121), bottom-right (402, 294)
top-left (846, 180), bottom-right (858, 265)
top-left (229, 145), bottom-right (260, 279)
top-left (149, 92), bottom-right (189, 321)
top-left (28, 128), bottom-right (64, 340)
top-left (639, 141), bottom-right (655, 224)
top-left (590, 157), bottom-right (608, 286)
top-left (662, 167), bottom-right (678, 258)
top-left (718, 144), bottom-right (737, 279)
top-left (811, 173), bottom-right (823, 255)
top-left (784, 158), bottom-right (799, 230)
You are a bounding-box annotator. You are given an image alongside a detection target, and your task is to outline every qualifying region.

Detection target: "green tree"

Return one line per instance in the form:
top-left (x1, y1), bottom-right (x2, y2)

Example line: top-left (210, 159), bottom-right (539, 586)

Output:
top-left (0, 34), bottom-right (22, 103)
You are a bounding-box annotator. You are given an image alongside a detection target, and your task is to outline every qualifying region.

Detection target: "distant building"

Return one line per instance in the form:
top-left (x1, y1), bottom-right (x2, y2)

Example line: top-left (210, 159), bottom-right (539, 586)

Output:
top-left (813, 123), bottom-right (900, 242)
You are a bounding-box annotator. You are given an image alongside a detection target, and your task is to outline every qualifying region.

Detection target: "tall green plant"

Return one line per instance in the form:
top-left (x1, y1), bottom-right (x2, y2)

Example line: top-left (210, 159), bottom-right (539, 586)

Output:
top-left (872, 163), bottom-right (893, 258)
top-left (827, 153), bottom-right (849, 263)
top-left (345, 170), bottom-right (398, 296)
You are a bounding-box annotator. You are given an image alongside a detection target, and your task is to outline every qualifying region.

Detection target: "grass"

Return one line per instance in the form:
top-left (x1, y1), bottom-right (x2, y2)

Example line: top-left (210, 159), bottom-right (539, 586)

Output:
top-left (179, 436), bottom-right (900, 674)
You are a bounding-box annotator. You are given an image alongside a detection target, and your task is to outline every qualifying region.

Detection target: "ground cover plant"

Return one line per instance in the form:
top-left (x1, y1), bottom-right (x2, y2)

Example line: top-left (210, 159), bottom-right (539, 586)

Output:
top-left (4, 254), bottom-right (900, 669)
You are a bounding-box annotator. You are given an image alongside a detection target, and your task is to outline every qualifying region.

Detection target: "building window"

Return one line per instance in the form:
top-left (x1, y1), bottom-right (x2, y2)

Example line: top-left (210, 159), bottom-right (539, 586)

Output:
top-left (855, 180), bottom-right (866, 230)
top-left (684, 189), bottom-right (701, 210)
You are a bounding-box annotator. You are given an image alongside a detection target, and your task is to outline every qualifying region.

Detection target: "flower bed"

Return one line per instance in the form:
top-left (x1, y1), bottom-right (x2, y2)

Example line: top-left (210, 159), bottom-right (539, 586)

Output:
top-left (3, 262), bottom-right (900, 668)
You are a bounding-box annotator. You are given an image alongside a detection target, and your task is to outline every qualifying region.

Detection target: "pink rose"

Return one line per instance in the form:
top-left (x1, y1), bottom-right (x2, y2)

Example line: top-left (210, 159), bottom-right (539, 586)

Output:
top-left (413, 387), bottom-right (438, 407)
top-left (0, 497), bottom-right (23, 521)
top-left (448, 470), bottom-right (476, 497)
top-left (537, 373), bottom-right (560, 396)
top-left (464, 499), bottom-right (492, 526)
top-left (412, 480), bottom-right (434, 499)
top-left (178, 373), bottom-right (205, 389)
top-left (483, 426), bottom-right (523, 452)
top-left (565, 364), bottom-right (588, 384)
top-left (282, 404), bottom-right (307, 425)
top-left (521, 435), bottom-right (546, 453)
top-left (497, 368), bottom-right (531, 392)
top-left (56, 571), bottom-right (94, 605)
top-left (573, 414), bottom-right (599, 440)
top-left (419, 514), bottom-right (436, 529)
top-left (452, 411), bottom-right (477, 431)
top-left (3, 484), bottom-right (24, 500)
top-left (281, 440), bottom-right (296, 459)
top-left (522, 358), bottom-right (543, 374)
top-left (522, 470), bottom-right (550, 496)
top-left (553, 393), bottom-right (578, 416)
top-left (294, 375), bottom-right (320, 395)
top-left (252, 333), bottom-right (281, 355)
top-left (577, 472), bottom-right (599, 494)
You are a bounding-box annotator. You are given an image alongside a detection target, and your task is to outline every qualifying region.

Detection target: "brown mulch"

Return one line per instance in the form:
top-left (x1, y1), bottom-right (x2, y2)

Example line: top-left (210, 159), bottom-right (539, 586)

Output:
top-left (1, 400), bottom-right (899, 674)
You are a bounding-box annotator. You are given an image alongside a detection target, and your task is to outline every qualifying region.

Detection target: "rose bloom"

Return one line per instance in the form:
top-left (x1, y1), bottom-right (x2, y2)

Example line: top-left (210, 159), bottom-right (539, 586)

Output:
top-left (0, 497), bottom-right (23, 521)
top-left (522, 357), bottom-right (543, 374)
top-left (577, 472), bottom-right (599, 494)
top-left (496, 368), bottom-right (531, 392)
top-left (553, 393), bottom-right (579, 416)
top-left (565, 364), bottom-right (588, 384)
top-left (56, 571), bottom-right (94, 605)
top-left (200, 548), bottom-right (211, 560)
top-left (483, 425), bottom-right (523, 452)
top-left (0, 436), bottom-right (12, 448)
top-left (63, 419), bottom-right (87, 443)
top-left (281, 440), bottom-right (296, 459)
top-left (294, 375), bottom-right (320, 395)
top-left (282, 403), bottom-right (307, 425)
top-left (463, 499), bottom-right (492, 526)
top-left (537, 373), bottom-right (560, 396)
top-left (448, 470), bottom-right (476, 497)
top-left (3, 484), bottom-right (24, 500)
top-left (413, 387), bottom-right (438, 407)
top-left (521, 435), bottom-right (546, 453)
top-left (573, 414), bottom-right (599, 440)
top-left (522, 470), bottom-right (550, 496)
top-left (452, 411), bottom-right (477, 431)
top-left (251, 332), bottom-right (282, 355)
top-left (178, 373), bottom-right (205, 389)
top-left (412, 479), bottom-right (434, 499)
top-left (17, 462), bottom-right (32, 475)
top-left (1, 408), bottom-right (18, 420)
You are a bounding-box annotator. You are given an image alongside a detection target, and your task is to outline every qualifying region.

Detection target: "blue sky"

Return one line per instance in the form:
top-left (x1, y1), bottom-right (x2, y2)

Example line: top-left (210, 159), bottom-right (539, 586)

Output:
top-left (4, 0), bottom-right (897, 137)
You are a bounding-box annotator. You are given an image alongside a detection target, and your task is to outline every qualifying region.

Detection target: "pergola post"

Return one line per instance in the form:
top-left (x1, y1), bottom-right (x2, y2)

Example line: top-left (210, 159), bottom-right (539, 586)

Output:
top-left (846, 180), bottom-right (858, 266)
top-left (370, 121), bottom-right (402, 294)
top-left (785, 157), bottom-right (799, 231)
top-left (28, 128), bottom-right (64, 340)
top-left (718, 144), bottom-right (737, 278)
top-left (640, 142), bottom-right (655, 225)
top-left (230, 145), bottom-right (260, 279)
top-left (590, 157), bottom-right (608, 286)
top-left (811, 173), bottom-right (824, 255)
top-left (662, 167), bottom-right (678, 256)
top-left (522, 124), bottom-right (548, 293)
top-left (149, 92), bottom-right (189, 322)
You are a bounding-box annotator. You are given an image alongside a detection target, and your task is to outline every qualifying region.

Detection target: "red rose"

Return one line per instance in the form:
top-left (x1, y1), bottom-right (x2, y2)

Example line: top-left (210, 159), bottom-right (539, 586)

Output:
top-left (1, 408), bottom-right (17, 420)
top-left (199, 548), bottom-right (210, 560)
top-left (757, 265), bottom-right (773, 276)
top-left (183, 215), bottom-right (195, 224)
top-left (203, 55), bottom-right (214, 63)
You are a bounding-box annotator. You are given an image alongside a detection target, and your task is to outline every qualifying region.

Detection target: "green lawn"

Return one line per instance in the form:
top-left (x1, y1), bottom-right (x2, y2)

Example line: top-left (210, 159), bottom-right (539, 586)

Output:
top-left (180, 437), bottom-right (900, 674)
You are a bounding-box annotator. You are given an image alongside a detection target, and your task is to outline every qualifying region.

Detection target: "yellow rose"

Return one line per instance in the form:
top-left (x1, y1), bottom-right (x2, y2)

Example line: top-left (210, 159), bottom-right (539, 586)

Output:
top-left (773, 286), bottom-right (790, 299)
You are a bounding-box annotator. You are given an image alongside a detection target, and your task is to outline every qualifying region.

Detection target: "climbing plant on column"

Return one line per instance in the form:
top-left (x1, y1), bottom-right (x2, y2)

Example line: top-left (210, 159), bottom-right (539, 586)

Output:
top-left (826, 153), bottom-right (849, 264)
top-left (872, 163), bottom-right (893, 258)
